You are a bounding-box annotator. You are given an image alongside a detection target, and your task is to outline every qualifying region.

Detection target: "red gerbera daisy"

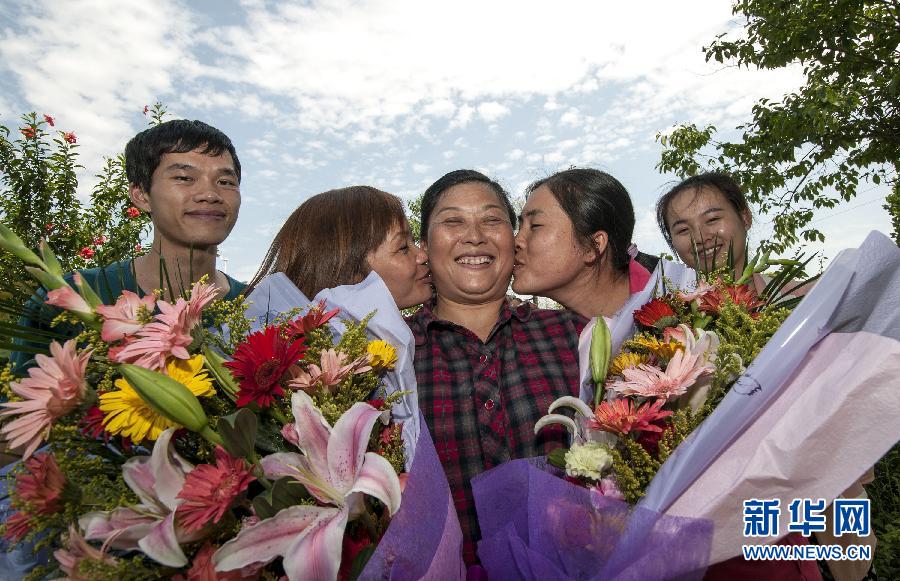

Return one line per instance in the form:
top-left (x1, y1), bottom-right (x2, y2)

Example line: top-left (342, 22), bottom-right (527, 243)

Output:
top-left (175, 447), bottom-right (256, 533)
top-left (287, 300), bottom-right (340, 337)
top-left (79, 406), bottom-right (133, 452)
top-left (697, 283), bottom-right (764, 315)
top-left (224, 325), bottom-right (306, 408)
top-left (589, 398), bottom-right (673, 436)
top-left (634, 298), bottom-right (677, 329)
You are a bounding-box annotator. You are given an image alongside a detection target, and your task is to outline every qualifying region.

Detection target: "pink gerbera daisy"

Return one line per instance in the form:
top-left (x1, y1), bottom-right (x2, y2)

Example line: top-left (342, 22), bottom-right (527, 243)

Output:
top-left (3, 452), bottom-right (67, 541)
top-left (109, 281), bottom-right (219, 371)
top-left (589, 398), bottom-right (673, 436)
top-left (110, 297), bottom-right (192, 370)
top-left (287, 348), bottom-right (371, 394)
top-left (608, 345), bottom-right (712, 400)
top-left (0, 340), bottom-right (92, 458)
top-left (175, 446), bottom-right (256, 533)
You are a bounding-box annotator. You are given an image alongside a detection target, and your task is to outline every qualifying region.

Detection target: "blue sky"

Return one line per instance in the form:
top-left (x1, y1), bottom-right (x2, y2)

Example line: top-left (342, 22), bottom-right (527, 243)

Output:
top-left (0, 0), bottom-right (890, 282)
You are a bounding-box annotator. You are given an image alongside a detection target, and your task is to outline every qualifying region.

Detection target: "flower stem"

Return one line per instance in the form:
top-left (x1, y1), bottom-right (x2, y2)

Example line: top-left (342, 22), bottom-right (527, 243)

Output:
top-left (270, 406), bottom-right (289, 425)
top-left (199, 425), bottom-right (224, 447)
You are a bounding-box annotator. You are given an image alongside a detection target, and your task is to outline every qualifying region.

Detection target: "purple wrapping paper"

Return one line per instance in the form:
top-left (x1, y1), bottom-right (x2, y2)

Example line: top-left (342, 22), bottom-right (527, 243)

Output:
top-left (474, 458), bottom-right (712, 581)
top-left (359, 415), bottom-right (466, 580)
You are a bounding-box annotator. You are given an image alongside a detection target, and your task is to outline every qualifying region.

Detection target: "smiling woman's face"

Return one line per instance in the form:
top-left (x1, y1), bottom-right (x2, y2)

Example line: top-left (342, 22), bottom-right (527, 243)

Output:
top-left (423, 182), bottom-right (515, 305)
top-left (665, 186), bottom-right (752, 272)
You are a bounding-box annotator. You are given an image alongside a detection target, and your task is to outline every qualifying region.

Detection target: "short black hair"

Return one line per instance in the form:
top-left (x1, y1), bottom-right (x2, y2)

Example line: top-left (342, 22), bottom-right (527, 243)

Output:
top-left (527, 168), bottom-right (634, 275)
top-left (420, 169), bottom-right (516, 239)
top-left (656, 172), bottom-right (751, 250)
top-left (125, 119), bottom-right (241, 193)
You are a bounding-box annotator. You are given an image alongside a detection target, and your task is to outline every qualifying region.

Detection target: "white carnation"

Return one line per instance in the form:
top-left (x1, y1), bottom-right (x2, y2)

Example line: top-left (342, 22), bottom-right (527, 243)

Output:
top-left (564, 442), bottom-right (613, 481)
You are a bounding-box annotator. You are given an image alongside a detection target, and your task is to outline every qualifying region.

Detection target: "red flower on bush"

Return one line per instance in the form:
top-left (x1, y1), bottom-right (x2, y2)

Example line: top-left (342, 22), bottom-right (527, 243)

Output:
top-left (43, 114), bottom-right (55, 126)
top-left (225, 325), bottom-right (307, 408)
top-left (79, 247), bottom-right (95, 259)
top-left (92, 235), bottom-right (106, 246)
top-left (63, 132), bottom-right (77, 144)
top-left (126, 206), bottom-right (141, 219)
top-left (634, 298), bottom-right (677, 329)
top-left (20, 127), bottom-right (36, 139)
top-left (143, 105), bottom-right (150, 115)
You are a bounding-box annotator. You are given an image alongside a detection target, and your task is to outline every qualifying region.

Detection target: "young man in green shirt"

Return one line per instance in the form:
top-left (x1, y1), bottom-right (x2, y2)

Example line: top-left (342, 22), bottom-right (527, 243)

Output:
top-left (8, 119), bottom-right (246, 386)
top-left (5, 119), bottom-right (246, 463)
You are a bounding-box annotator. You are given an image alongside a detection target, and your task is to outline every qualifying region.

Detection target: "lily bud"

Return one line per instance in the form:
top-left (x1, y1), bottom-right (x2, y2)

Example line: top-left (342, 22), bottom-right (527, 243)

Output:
top-left (0, 224), bottom-right (44, 267)
top-left (119, 363), bottom-right (209, 432)
top-left (590, 317), bottom-right (611, 407)
top-left (203, 346), bottom-right (239, 399)
top-left (38, 239), bottom-right (64, 277)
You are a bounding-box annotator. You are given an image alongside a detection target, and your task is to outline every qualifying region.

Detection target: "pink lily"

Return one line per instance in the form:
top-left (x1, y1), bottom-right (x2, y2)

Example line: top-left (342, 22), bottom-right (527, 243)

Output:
top-left (213, 391), bottom-right (402, 580)
top-left (45, 274), bottom-right (92, 314)
top-left (95, 289), bottom-right (157, 341)
top-left (79, 428), bottom-right (203, 567)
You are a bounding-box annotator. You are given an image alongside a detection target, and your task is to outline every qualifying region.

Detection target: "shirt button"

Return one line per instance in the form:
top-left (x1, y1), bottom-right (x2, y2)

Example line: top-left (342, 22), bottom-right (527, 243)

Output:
top-left (484, 399), bottom-right (495, 410)
top-left (479, 354), bottom-right (488, 364)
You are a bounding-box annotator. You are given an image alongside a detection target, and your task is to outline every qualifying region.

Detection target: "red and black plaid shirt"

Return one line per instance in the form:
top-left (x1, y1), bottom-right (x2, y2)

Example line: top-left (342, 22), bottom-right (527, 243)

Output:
top-left (406, 300), bottom-right (586, 565)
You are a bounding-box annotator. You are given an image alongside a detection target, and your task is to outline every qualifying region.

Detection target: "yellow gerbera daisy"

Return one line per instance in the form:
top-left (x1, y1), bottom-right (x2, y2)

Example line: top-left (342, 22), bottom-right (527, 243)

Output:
top-left (629, 335), bottom-right (684, 360)
top-left (609, 351), bottom-right (650, 376)
top-left (100, 355), bottom-right (215, 443)
top-left (366, 340), bottom-right (398, 371)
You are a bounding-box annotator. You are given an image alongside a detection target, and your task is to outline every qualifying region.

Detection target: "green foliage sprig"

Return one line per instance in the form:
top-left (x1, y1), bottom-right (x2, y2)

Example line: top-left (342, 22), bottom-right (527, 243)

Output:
top-left (656, 0), bottom-right (900, 249)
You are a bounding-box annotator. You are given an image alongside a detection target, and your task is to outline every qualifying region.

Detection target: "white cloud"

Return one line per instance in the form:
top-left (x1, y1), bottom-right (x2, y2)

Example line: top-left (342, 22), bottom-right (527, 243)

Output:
top-left (0, 0), bottom-right (195, 176)
top-left (412, 163), bottom-right (430, 174)
top-left (449, 104), bottom-right (475, 129)
top-left (559, 108), bottom-right (581, 127)
top-left (194, 0), bottom-right (801, 137)
top-left (422, 99), bottom-right (456, 118)
top-left (477, 101), bottom-right (511, 122)
top-left (506, 149), bottom-right (525, 161)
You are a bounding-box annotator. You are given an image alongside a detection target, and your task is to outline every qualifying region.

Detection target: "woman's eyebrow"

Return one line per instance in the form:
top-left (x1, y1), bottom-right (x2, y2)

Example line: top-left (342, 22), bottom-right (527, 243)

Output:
top-left (520, 208), bottom-right (543, 222)
top-left (435, 204), bottom-right (505, 215)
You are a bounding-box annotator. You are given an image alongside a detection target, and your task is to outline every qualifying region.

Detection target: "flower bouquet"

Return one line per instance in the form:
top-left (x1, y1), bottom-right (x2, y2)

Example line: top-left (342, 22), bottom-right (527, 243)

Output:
top-left (0, 225), bottom-right (464, 581)
top-left (474, 231), bottom-right (900, 579)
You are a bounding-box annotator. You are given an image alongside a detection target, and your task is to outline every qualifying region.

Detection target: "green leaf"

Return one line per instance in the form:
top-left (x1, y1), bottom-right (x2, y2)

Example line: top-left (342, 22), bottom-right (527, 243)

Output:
top-left (251, 477), bottom-right (311, 520)
top-left (217, 408), bottom-right (258, 459)
top-left (548, 447), bottom-right (568, 469)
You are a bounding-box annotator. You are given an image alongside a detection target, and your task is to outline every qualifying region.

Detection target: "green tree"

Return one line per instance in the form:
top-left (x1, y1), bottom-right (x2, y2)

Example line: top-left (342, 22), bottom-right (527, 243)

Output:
top-left (657, 0), bottom-right (900, 250)
top-left (0, 111), bottom-right (152, 343)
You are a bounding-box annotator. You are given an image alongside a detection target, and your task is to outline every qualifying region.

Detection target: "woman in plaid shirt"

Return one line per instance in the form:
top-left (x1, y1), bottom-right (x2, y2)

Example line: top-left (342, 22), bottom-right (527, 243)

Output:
top-left (406, 170), bottom-right (586, 566)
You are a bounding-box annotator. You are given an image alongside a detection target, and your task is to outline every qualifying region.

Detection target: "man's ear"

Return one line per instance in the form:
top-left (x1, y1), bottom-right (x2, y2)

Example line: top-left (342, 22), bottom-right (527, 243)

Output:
top-left (129, 184), bottom-right (151, 212)
top-left (585, 230), bottom-right (609, 265)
